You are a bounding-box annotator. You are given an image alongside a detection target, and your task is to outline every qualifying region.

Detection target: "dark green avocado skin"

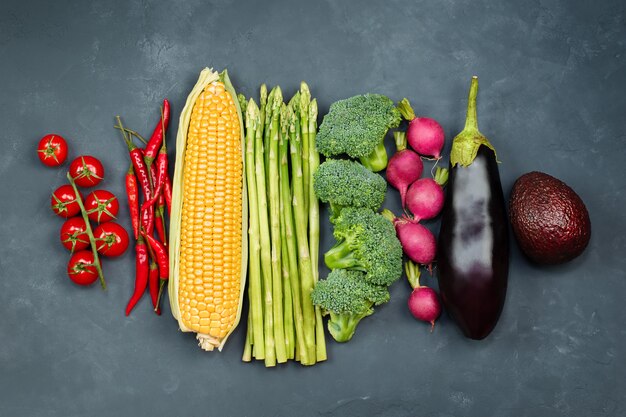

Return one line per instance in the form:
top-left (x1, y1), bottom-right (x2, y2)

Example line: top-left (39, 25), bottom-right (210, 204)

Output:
top-left (509, 171), bottom-right (591, 264)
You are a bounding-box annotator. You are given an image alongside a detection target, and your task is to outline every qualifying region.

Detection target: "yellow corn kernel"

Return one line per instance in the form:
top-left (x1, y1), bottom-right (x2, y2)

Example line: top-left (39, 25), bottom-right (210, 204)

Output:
top-left (169, 68), bottom-right (247, 352)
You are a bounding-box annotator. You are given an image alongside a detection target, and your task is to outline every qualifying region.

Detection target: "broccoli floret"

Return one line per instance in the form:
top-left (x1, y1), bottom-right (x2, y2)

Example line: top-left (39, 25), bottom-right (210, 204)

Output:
top-left (316, 94), bottom-right (402, 172)
top-left (311, 269), bottom-right (390, 342)
top-left (324, 207), bottom-right (403, 286)
top-left (313, 159), bottom-right (387, 219)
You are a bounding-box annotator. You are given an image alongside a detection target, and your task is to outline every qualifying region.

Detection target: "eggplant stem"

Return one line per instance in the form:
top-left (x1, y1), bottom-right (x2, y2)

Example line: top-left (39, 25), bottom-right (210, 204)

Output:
top-left (464, 76), bottom-right (479, 131)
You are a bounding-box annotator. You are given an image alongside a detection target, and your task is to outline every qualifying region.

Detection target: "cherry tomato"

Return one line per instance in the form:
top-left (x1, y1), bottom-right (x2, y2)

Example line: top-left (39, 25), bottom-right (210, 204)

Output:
top-left (94, 222), bottom-right (129, 257)
top-left (60, 217), bottom-right (89, 252)
top-left (84, 190), bottom-right (119, 223)
top-left (51, 184), bottom-right (82, 218)
top-left (37, 134), bottom-right (68, 167)
top-left (69, 155), bottom-right (104, 187)
top-left (67, 250), bottom-right (98, 286)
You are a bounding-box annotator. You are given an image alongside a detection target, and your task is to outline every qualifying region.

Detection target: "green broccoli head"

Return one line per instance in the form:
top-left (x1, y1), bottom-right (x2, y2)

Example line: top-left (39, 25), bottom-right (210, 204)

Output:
top-left (311, 269), bottom-right (390, 342)
top-left (315, 94), bottom-right (402, 172)
top-left (313, 159), bottom-right (387, 218)
top-left (324, 207), bottom-right (403, 286)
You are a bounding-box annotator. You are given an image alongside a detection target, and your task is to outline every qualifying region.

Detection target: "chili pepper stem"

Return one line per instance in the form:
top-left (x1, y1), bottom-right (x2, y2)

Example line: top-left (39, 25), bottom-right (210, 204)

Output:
top-left (115, 117), bottom-right (136, 150)
top-left (155, 279), bottom-right (166, 312)
top-left (67, 173), bottom-right (106, 290)
top-left (114, 126), bottom-right (147, 144)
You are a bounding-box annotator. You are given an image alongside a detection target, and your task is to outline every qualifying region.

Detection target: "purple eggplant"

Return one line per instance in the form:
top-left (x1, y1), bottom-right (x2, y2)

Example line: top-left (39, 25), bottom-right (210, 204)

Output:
top-left (437, 76), bottom-right (509, 340)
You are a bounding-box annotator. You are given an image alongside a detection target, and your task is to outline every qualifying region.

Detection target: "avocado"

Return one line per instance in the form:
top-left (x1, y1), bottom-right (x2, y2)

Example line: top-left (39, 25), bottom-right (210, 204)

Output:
top-left (509, 171), bottom-right (591, 264)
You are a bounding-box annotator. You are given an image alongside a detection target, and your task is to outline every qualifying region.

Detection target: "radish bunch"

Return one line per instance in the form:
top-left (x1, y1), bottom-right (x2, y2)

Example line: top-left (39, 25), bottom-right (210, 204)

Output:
top-left (384, 98), bottom-right (448, 331)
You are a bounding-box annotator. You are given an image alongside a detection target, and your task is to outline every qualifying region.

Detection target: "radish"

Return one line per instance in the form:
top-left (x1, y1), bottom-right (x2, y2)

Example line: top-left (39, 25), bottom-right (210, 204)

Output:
top-left (382, 209), bottom-right (436, 267)
top-left (405, 168), bottom-right (448, 221)
top-left (397, 98), bottom-right (445, 159)
top-left (405, 260), bottom-right (441, 330)
top-left (386, 131), bottom-right (423, 208)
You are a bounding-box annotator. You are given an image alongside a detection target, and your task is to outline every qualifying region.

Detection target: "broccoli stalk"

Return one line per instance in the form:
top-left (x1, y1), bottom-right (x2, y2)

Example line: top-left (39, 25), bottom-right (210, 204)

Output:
top-left (324, 238), bottom-right (363, 270)
top-left (327, 310), bottom-right (374, 342)
top-left (359, 141), bottom-right (388, 172)
top-left (311, 269), bottom-right (390, 343)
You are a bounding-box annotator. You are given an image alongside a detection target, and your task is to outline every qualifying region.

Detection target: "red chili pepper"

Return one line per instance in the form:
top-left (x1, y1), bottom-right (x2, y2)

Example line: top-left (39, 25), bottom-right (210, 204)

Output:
top-left (163, 160), bottom-right (172, 216)
top-left (116, 117), bottom-right (154, 235)
top-left (148, 261), bottom-right (161, 315)
top-left (155, 193), bottom-right (167, 245)
top-left (137, 149), bottom-right (154, 235)
top-left (159, 134), bottom-right (173, 216)
top-left (125, 164), bottom-right (140, 240)
top-left (144, 99), bottom-right (170, 164)
top-left (125, 236), bottom-right (149, 316)
top-left (141, 148), bottom-right (168, 212)
top-left (142, 232), bottom-right (169, 280)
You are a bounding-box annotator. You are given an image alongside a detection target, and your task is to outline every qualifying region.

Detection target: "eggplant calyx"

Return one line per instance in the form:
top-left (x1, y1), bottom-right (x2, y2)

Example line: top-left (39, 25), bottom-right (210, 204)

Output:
top-left (450, 76), bottom-right (497, 167)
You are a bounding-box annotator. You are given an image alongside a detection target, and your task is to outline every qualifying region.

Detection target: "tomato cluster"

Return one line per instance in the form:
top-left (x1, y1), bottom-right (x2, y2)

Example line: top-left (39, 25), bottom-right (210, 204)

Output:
top-left (39, 134), bottom-right (129, 286)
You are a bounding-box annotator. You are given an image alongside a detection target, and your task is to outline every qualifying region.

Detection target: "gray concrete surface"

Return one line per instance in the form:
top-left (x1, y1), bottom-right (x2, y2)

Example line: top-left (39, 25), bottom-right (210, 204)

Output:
top-left (1, 0), bottom-right (625, 416)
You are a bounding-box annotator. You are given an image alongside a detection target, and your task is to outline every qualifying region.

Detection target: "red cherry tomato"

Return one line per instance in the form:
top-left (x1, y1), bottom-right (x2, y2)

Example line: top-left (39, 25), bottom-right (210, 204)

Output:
top-left (84, 190), bottom-right (119, 223)
top-left (67, 250), bottom-right (98, 286)
top-left (94, 222), bottom-right (129, 257)
top-left (60, 217), bottom-right (89, 252)
top-left (37, 134), bottom-right (68, 167)
top-left (69, 155), bottom-right (104, 187)
top-left (51, 184), bottom-right (82, 218)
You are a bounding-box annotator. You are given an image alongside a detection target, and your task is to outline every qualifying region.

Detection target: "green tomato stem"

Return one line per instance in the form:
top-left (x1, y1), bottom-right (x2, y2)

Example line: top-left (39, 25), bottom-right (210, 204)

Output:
top-left (67, 173), bottom-right (106, 290)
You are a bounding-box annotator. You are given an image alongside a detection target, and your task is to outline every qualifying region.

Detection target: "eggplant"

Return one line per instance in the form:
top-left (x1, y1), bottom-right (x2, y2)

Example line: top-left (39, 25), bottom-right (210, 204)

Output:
top-left (437, 76), bottom-right (509, 340)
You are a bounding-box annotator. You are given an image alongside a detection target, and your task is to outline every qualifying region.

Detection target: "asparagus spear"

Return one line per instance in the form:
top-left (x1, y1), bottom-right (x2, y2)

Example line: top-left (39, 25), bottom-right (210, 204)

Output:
top-left (279, 103), bottom-right (295, 360)
top-left (300, 83), bottom-right (311, 220)
top-left (288, 106), bottom-right (317, 364)
top-left (268, 88), bottom-right (287, 363)
top-left (308, 98), bottom-right (327, 361)
top-left (263, 87), bottom-right (275, 181)
top-left (255, 94), bottom-right (276, 367)
top-left (281, 216), bottom-right (295, 360)
top-left (242, 308), bottom-right (253, 362)
top-left (280, 101), bottom-right (310, 365)
top-left (244, 99), bottom-right (265, 360)
top-left (259, 84), bottom-right (268, 139)
top-left (237, 93), bottom-right (247, 116)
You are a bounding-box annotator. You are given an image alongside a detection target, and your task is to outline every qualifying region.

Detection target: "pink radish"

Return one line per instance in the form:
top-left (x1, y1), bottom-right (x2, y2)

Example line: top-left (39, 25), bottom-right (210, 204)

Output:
top-left (397, 98), bottom-right (445, 159)
top-left (386, 131), bottom-right (423, 208)
top-left (405, 260), bottom-right (441, 330)
top-left (405, 168), bottom-right (448, 221)
top-left (382, 210), bottom-right (436, 266)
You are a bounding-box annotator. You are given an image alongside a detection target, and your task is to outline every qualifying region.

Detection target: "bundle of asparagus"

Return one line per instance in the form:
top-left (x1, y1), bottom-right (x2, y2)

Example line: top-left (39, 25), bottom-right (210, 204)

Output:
top-left (241, 82), bottom-right (326, 366)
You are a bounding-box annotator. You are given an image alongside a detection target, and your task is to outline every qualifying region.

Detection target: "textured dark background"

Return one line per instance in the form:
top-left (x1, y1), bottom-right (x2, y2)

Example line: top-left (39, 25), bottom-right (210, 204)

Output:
top-left (1, 0), bottom-right (625, 416)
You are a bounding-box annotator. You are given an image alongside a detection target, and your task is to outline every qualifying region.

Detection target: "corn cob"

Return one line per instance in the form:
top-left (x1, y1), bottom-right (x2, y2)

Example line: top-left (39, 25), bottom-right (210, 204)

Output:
top-left (169, 68), bottom-right (247, 351)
